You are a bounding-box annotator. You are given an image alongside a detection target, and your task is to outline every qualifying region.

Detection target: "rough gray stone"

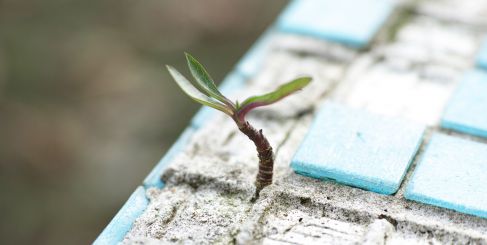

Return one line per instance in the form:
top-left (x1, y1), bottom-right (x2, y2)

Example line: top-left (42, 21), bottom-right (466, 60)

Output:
top-left (362, 219), bottom-right (395, 245)
top-left (123, 183), bottom-right (254, 244)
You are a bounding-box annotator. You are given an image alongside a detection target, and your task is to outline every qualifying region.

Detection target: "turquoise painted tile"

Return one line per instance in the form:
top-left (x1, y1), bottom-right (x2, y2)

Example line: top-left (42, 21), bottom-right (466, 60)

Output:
top-left (442, 70), bottom-right (487, 138)
top-left (143, 128), bottom-right (195, 188)
top-left (277, 0), bottom-right (394, 48)
top-left (235, 28), bottom-right (275, 77)
top-left (477, 37), bottom-right (487, 70)
top-left (190, 72), bottom-right (246, 128)
top-left (291, 102), bottom-right (425, 195)
top-left (94, 186), bottom-right (148, 245)
top-left (405, 133), bottom-right (487, 219)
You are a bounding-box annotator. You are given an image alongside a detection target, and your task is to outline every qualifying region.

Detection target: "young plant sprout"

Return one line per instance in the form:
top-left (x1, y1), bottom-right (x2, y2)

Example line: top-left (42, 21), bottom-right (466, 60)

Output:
top-left (166, 53), bottom-right (312, 195)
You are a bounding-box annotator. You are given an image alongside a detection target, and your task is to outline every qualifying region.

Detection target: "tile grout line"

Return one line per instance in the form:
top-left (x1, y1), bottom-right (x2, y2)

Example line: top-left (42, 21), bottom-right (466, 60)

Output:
top-left (394, 127), bottom-right (433, 198)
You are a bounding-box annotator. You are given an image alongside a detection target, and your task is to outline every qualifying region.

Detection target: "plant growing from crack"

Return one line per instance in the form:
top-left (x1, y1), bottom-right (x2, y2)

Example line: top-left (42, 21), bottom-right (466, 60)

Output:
top-left (166, 53), bottom-right (311, 195)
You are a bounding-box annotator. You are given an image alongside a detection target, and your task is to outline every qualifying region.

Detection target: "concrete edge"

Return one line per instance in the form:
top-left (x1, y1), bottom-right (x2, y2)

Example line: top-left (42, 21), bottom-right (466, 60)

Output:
top-left (143, 127), bottom-right (196, 189)
top-left (93, 186), bottom-right (148, 245)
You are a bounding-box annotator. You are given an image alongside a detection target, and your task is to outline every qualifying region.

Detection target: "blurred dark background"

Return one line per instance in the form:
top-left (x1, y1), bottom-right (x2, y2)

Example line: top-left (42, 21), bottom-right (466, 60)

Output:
top-left (0, 1), bottom-right (287, 244)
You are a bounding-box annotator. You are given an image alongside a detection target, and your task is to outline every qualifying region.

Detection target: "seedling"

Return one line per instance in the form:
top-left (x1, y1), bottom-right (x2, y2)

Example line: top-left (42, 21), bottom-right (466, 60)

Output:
top-left (166, 53), bottom-right (312, 195)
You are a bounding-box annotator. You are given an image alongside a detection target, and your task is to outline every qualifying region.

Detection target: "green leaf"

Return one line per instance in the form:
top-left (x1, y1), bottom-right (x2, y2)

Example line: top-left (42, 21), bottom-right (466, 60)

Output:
top-left (239, 76), bottom-right (312, 111)
top-left (234, 76), bottom-right (311, 122)
top-left (185, 53), bottom-right (233, 107)
top-left (166, 65), bottom-right (233, 116)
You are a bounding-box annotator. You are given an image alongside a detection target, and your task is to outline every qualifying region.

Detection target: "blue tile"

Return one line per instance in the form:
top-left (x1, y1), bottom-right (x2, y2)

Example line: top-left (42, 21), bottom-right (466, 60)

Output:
top-left (442, 70), bottom-right (487, 138)
top-left (405, 134), bottom-right (487, 219)
top-left (94, 186), bottom-right (148, 245)
top-left (143, 128), bottom-right (195, 188)
top-left (477, 37), bottom-right (487, 70)
top-left (190, 72), bottom-right (246, 128)
top-left (291, 102), bottom-right (425, 195)
top-left (235, 28), bottom-right (275, 77)
top-left (277, 0), bottom-right (394, 48)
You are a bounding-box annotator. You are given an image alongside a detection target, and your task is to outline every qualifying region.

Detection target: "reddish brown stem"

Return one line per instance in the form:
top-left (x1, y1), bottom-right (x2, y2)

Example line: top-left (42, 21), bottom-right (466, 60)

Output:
top-left (238, 121), bottom-right (274, 195)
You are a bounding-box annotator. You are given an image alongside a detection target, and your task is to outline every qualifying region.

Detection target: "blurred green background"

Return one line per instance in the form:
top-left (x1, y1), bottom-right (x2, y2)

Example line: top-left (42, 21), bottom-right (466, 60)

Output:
top-left (0, 0), bottom-right (287, 244)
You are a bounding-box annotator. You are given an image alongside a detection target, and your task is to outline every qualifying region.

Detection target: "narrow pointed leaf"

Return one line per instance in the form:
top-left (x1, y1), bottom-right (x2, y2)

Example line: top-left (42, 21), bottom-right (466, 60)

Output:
top-left (166, 65), bottom-right (233, 115)
top-left (185, 53), bottom-right (233, 107)
top-left (237, 76), bottom-right (312, 119)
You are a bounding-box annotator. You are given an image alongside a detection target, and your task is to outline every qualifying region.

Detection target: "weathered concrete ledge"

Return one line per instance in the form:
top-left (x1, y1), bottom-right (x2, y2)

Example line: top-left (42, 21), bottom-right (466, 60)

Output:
top-left (98, 0), bottom-right (487, 244)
